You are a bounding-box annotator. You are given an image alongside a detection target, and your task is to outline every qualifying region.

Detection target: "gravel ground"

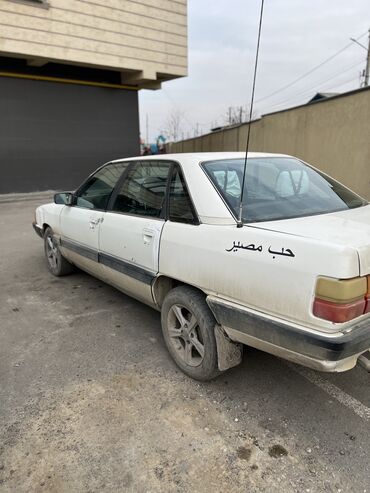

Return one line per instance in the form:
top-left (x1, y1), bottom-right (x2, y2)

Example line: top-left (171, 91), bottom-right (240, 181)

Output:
top-left (0, 195), bottom-right (369, 493)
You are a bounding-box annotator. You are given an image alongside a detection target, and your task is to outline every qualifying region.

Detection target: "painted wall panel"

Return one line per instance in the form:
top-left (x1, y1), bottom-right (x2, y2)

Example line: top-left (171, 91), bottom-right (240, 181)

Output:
top-left (0, 76), bottom-right (139, 193)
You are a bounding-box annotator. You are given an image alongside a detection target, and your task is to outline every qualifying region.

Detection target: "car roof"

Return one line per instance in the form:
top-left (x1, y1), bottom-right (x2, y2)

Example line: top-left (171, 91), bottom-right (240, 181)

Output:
top-left (111, 151), bottom-right (293, 166)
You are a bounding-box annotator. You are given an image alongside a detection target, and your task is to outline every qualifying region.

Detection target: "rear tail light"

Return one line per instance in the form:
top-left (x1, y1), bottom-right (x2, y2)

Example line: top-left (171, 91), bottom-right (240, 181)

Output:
top-left (313, 276), bottom-right (368, 323)
top-left (364, 279), bottom-right (370, 313)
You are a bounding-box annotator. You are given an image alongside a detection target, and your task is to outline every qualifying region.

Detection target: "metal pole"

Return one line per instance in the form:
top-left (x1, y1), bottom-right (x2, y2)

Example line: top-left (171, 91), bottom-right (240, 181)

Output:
top-left (146, 113), bottom-right (149, 145)
top-left (364, 29), bottom-right (370, 86)
top-left (350, 30), bottom-right (370, 87)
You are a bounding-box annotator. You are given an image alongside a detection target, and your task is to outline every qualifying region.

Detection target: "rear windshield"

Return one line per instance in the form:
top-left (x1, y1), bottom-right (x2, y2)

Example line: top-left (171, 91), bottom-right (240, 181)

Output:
top-left (202, 157), bottom-right (366, 223)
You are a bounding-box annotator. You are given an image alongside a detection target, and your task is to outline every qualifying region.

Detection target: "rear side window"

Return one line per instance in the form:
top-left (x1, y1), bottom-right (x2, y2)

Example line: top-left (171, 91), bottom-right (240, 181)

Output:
top-left (202, 157), bottom-right (366, 223)
top-left (112, 161), bottom-right (171, 218)
top-left (169, 168), bottom-right (198, 224)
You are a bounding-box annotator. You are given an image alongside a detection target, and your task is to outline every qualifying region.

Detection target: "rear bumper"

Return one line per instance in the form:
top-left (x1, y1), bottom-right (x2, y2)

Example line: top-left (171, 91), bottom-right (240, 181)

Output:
top-left (207, 296), bottom-right (370, 372)
top-left (32, 222), bottom-right (43, 238)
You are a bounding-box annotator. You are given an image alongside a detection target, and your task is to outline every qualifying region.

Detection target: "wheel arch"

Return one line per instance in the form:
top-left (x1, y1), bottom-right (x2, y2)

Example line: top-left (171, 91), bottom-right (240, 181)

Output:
top-left (152, 275), bottom-right (206, 308)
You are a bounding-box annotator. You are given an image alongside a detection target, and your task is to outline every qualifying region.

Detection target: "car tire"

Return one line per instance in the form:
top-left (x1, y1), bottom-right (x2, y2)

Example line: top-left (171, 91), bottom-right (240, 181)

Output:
top-left (161, 286), bottom-right (221, 381)
top-left (44, 227), bottom-right (74, 276)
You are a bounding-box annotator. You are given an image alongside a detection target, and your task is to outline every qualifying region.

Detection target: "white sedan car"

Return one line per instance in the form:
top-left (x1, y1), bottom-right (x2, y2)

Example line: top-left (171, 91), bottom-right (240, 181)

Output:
top-left (33, 152), bottom-right (370, 380)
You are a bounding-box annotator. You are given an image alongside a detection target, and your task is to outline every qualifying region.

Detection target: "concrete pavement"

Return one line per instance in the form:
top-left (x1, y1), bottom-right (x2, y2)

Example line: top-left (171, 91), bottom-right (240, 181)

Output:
top-left (0, 197), bottom-right (369, 492)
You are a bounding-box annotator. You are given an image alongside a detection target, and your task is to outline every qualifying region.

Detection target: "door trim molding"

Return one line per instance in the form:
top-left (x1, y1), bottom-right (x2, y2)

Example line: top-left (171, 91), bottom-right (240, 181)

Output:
top-left (61, 237), bottom-right (155, 285)
top-left (61, 237), bottom-right (99, 262)
top-left (99, 252), bottom-right (155, 285)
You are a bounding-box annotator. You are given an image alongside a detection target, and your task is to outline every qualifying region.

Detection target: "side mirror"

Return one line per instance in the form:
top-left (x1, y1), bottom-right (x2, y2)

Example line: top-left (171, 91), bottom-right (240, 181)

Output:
top-left (54, 192), bottom-right (74, 206)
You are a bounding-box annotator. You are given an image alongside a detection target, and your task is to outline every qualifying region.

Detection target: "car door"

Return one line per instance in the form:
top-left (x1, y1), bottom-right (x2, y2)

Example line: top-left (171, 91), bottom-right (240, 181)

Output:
top-left (99, 160), bottom-right (172, 305)
top-left (59, 161), bottom-right (129, 278)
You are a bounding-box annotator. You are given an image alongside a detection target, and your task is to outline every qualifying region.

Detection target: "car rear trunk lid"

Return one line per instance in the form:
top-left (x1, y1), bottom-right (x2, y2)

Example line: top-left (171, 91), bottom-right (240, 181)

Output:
top-left (251, 205), bottom-right (370, 276)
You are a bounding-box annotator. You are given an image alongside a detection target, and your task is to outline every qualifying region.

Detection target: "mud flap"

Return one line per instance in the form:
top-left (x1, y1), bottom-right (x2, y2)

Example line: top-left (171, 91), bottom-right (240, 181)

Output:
top-left (215, 324), bottom-right (243, 371)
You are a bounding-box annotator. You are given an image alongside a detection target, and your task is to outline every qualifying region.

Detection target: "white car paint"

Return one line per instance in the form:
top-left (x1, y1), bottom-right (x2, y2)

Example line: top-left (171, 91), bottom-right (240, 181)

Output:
top-left (33, 152), bottom-right (370, 373)
top-left (158, 221), bottom-right (360, 332)
top-left (99, 212), bottom-right (164, 305)
top-left (258, 205), bottom-right (370, 277)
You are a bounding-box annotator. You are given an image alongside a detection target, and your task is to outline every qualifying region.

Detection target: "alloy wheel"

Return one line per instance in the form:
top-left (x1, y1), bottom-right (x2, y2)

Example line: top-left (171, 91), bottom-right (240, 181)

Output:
top-left (167, 304), bottom-right (205, 367)
top-left (46, 234), bottom-right (58, 270)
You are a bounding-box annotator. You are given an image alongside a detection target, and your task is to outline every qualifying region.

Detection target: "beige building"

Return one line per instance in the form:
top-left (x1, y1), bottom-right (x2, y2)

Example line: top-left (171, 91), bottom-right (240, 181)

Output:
top-left (0, 0), bottom-right (188, 192)
top-left (0, 0), bottom-right (187, 88)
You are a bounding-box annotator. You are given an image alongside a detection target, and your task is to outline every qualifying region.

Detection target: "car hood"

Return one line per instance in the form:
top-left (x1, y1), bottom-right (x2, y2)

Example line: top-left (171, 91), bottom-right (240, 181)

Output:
top-left (252, 205), bottom-right (370, 276)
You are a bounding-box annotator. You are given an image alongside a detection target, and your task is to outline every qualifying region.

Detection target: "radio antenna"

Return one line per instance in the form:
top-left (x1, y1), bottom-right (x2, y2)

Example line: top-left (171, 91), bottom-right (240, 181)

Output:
top-left (237, 0), bottom-right (265, 228)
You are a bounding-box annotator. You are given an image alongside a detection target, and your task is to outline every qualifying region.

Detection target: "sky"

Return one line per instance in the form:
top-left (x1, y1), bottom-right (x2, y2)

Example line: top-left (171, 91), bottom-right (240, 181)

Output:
top-left (139, 0), bottom-right (370, 143)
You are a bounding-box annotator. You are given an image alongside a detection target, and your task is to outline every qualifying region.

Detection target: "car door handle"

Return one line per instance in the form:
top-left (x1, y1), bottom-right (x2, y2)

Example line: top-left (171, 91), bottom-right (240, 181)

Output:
top-left (89, 218), bottom-right (100, 229)
top-left (142, 228), bottom-right (155, 244)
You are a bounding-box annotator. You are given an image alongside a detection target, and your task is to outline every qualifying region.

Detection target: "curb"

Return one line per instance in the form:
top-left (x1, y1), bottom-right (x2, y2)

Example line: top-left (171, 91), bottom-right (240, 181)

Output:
top-left (0, 191), bottom-right (55, 204)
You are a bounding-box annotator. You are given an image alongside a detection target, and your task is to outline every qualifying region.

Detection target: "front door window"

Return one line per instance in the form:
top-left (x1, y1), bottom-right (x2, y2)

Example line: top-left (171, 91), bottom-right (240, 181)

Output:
top-left (76, 162), bottom-right (129, 210)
